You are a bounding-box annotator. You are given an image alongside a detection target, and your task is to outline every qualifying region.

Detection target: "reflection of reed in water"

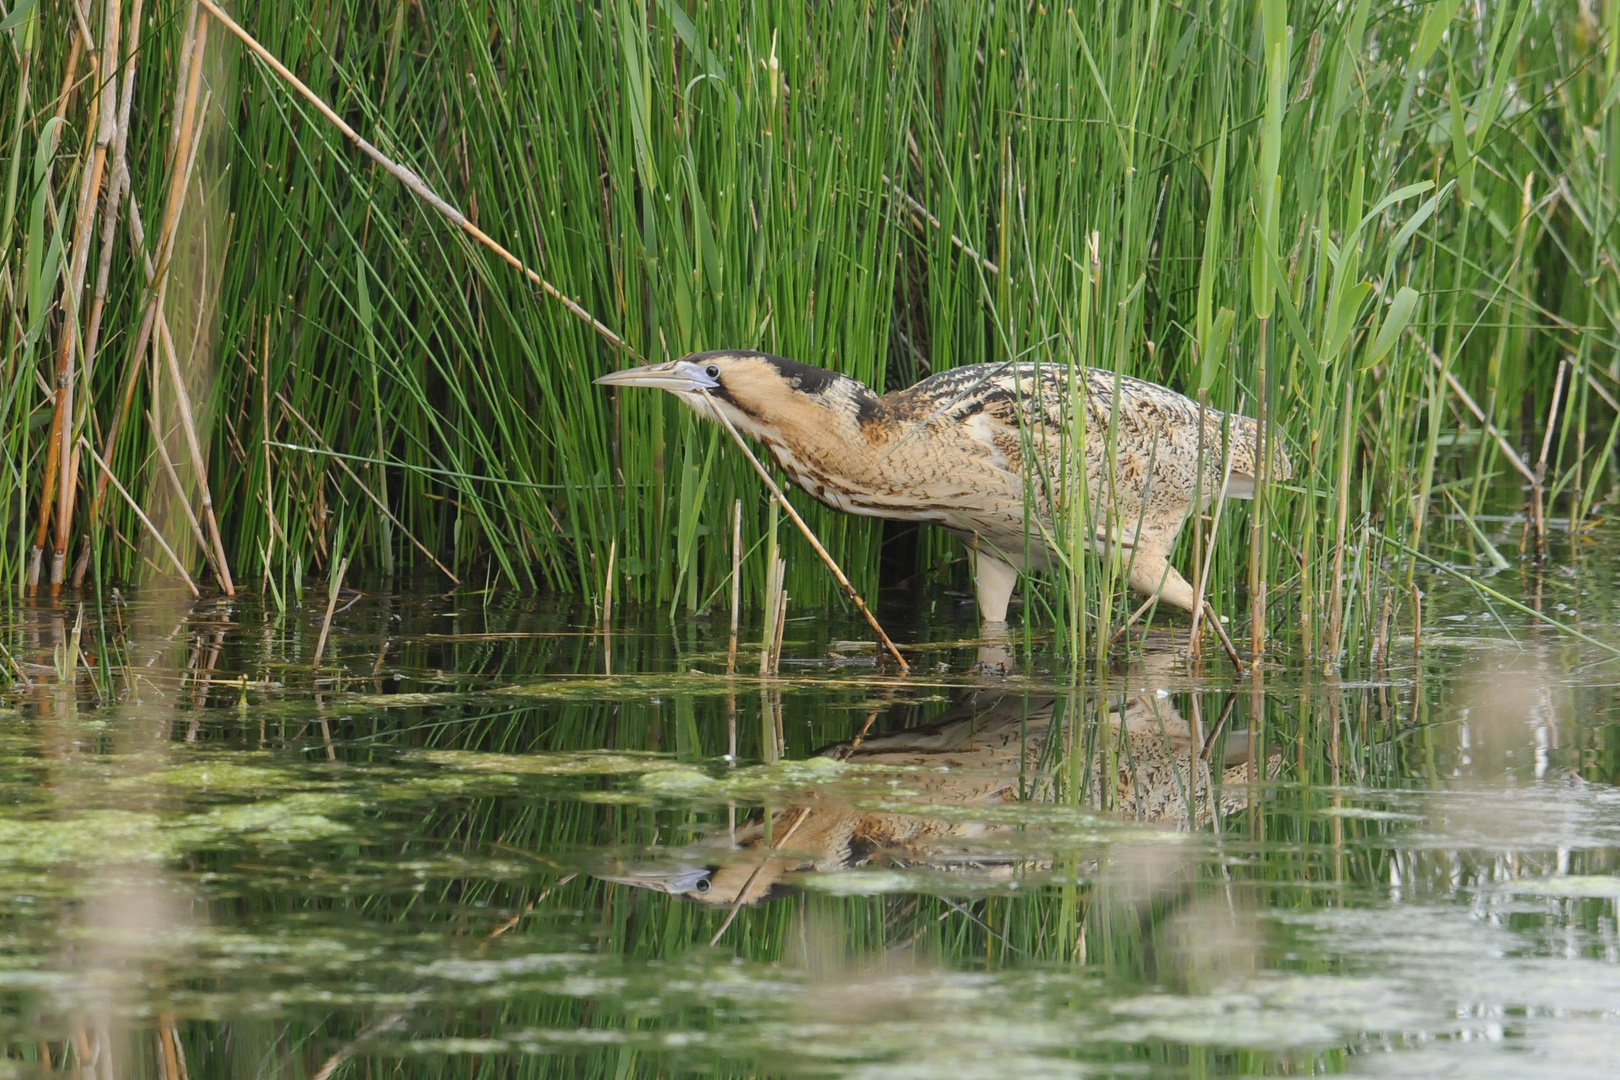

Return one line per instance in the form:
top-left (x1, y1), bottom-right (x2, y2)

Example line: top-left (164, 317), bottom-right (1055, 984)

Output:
top-left (601, 667), bottom-right (1270, 906)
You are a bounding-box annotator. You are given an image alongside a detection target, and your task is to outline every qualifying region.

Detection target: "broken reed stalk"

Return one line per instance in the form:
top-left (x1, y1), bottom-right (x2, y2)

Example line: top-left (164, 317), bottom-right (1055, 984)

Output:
top-left (759, 555), bottom-right (784, 678)
top-left (1531, 358), bottom-right (1567, 554)
top-left (81, 439), bottom-right (198, 596)
top-left (700, 390), bottom-right (909, 674)
top-left (193, 0), bottom-right (635, 359)
top-left (311, 555), bottom-right (349, 671)
top-left (882, 173), bottom-right (1000, 275)
top-left (707, 806), bottom-right (812, 946)
top-left (771, 588), bottom-right (789, 675)
top-left (276, 391), bottom-right (460, 583)
top-left (727, 498), bottom-right (741, 675)
top-left (1187, 412), bottom-right (1241, 656)
top-left (602, 538), bottom-right (614, 677)
top-left (148, 402), bottom-right (211, 562)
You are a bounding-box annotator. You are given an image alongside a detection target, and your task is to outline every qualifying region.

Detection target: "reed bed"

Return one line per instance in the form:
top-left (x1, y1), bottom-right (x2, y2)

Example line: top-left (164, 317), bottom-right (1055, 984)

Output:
top-left (3, 0), bottom-right (1615, 665)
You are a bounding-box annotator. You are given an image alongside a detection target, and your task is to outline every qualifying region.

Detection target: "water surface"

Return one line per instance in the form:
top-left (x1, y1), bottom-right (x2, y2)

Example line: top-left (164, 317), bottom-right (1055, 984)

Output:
top-left (3, 539), bottom-right (1620, 1077)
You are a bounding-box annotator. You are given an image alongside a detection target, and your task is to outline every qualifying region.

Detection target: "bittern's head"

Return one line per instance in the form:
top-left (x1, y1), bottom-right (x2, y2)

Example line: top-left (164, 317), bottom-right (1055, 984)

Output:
top-left (594, 350), bottom-right (868, 444)
top-left (594, 856), bottom-right (799, 907)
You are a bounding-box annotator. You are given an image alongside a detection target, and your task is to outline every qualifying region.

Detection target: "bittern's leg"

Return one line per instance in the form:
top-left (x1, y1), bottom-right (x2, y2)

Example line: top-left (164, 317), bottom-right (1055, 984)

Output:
top-left (974, 621), bottom-right (1014, 675)
top-left (970, 548), bottom-right (1018, 624)
top-left (1105, 551), bottom-right (1185, 646)
top-left (1126, 550), bottom-right (1197, 614)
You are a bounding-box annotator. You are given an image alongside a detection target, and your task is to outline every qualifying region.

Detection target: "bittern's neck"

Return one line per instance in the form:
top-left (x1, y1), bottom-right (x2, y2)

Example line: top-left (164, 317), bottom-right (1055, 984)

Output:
top-left (713, 379), bottom-right (896, 505)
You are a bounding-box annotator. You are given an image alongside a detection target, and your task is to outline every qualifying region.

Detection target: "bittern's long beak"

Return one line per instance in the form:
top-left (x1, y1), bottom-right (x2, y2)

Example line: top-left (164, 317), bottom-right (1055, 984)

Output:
top-left (595, 861), bottom-right (715, 897)
top-left (594, 359), bottom-right (720, 394)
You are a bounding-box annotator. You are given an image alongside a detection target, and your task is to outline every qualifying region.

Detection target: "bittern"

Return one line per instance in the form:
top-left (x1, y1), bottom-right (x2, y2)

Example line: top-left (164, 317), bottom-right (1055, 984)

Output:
top-left (597, 351), bottom-right (1289, 628)
top-left (598, 666), bottom-right (1270, 906)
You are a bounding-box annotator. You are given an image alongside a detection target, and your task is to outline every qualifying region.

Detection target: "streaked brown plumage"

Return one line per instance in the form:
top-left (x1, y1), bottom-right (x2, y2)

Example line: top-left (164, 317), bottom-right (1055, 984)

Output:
top-left (596, 672), bottom-right (1272, 905)
top-left (596, 350), bottom-right (1289, 624)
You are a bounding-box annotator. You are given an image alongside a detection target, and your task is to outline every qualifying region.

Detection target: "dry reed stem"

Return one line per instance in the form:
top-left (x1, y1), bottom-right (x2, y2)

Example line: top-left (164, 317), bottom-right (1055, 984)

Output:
top-left (699, 390), bottom-right (909, 674)
top-left (81, 7), bottom-right (231, 593)
top-left (0, 639), bottom-right (32, 689)
top-left (66, 0), bottom-right (95, 50)
top-left (309, 1008), bottom-right (411, 1080)
top-left (759, 554), bottom-right (782, 678)
top-left (882, 173), bottom-right (1000, 274)
top-left (46, 2), bottom-right (122, 590)
top-left (1410, 581), bottom-right (1423, 658)
top-left (147, 403), bottom-right (210, 561)
top-left (602, 538), bottom-right (614, 677)
top-left (727, 498), bottom-right (741, 675)
top-left (70, 1026), bottom-right (91, 1078)
top-left (312, 556), bottom-right (349, 671)
top-left (1187, 411), bottom-right (1242, 653)
top-left (483, 873), bottom-right (577, 942)
top-left (276, 391), bottom-right (460, 583)
top-left (156, 1011), bottom-right (184, 1080)
top-left (24, 33), bottom-right (86, 589)
top-left (74, 193), bottom-right (180, 584)
top-left (707, 806), bottom-right (812, 946)
top-left (1407, 326), bottom-right (1536, 486)
top-left (194, 0), bottom-right (637, 358)
top-left (82, 438), bottom-right (198, 595)
top-left (1531, 358), bottom-right (1567, 552)
top-left (147, 14), bottom-right (234, 594)
top-left (77, 135), bottom-right (212, 586)
top-left (80, 0), bottom-right (144, 380)
top-left (164, 2), bottom-right (202, 178)
top-left (770, 588), bottom-right (788, 675)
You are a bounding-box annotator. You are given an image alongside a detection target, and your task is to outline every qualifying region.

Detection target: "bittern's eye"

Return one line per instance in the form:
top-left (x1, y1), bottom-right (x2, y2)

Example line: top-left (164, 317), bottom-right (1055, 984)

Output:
top-left (705, 364), bottom-right (720, 379)
top-left (693, 875), bottom-right (712, 894)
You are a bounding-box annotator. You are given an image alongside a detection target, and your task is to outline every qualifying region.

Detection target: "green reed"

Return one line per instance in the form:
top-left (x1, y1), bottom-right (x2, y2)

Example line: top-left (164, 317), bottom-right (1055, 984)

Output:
top-left (2, 0), bottom-right (1616, 666)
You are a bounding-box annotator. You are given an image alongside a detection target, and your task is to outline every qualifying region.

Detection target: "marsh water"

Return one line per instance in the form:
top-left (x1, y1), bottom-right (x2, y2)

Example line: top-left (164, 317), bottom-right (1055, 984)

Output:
top-left (3, 533), bottom-right (1620, 1078)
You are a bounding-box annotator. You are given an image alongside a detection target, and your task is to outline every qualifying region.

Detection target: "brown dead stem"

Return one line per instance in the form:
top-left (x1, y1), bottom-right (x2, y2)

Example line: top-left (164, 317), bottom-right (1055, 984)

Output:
top-left (25, 29), bottom-right (87, 590)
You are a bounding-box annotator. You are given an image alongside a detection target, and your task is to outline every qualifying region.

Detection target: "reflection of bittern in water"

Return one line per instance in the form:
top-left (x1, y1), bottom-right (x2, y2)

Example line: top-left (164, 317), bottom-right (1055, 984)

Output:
top-left (599, 677), bottom-right (1270, 907)
top-left (597, 352), bottom-right (1289, 632)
